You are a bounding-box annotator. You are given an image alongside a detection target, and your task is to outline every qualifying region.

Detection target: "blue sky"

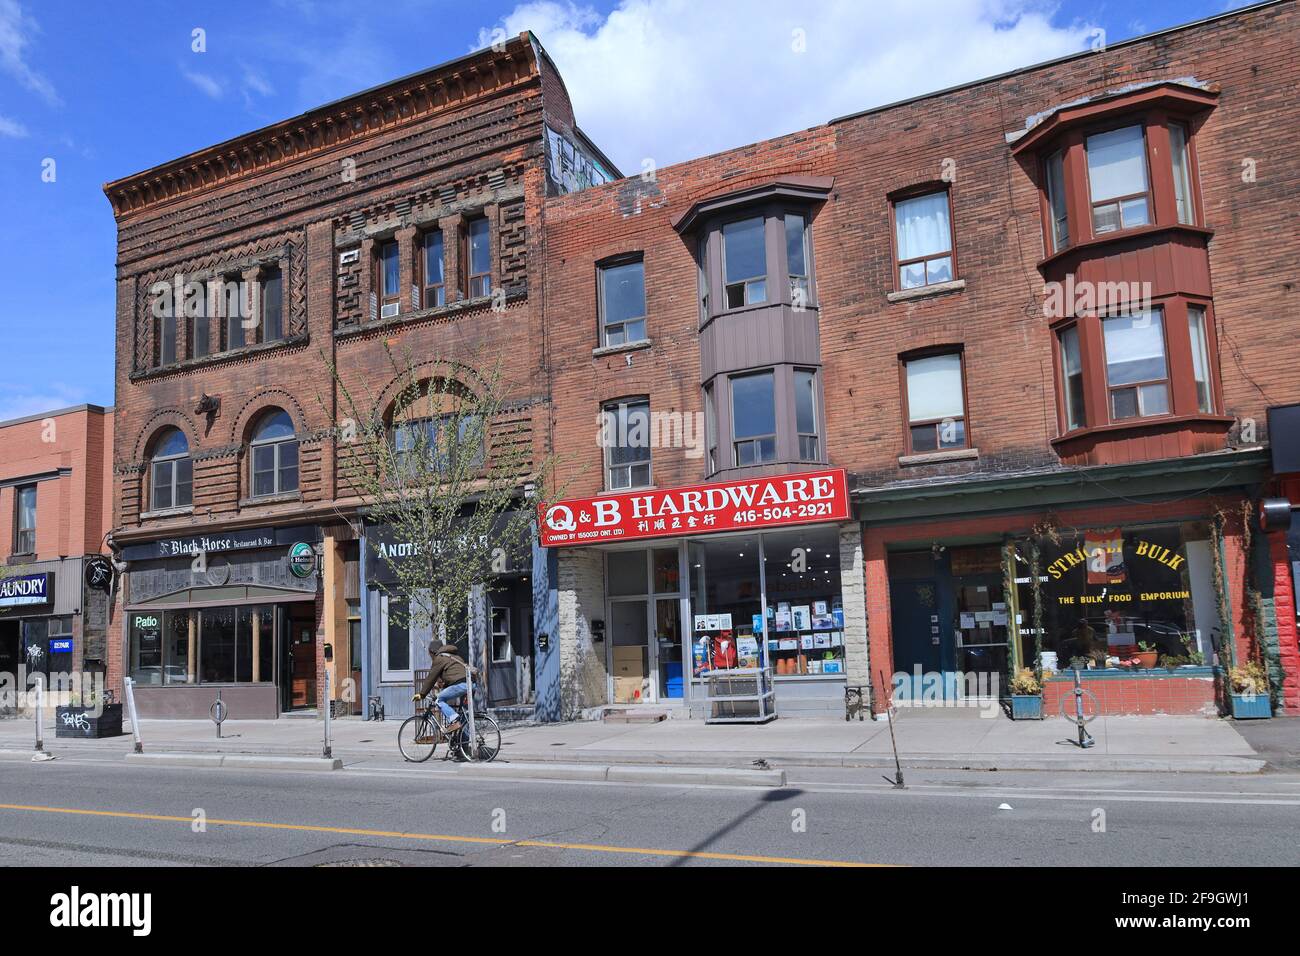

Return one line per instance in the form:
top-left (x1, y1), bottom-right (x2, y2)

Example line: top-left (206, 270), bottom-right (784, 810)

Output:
top-left (0, 0), bottom-right (1253, 421)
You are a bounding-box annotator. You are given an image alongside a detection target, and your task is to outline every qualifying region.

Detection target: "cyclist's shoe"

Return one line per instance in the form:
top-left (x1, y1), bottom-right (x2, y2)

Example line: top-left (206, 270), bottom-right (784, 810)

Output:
top-left (414, 734), bottom-right (436, 745)
top-left (442, 720), bottom-right (463, 735)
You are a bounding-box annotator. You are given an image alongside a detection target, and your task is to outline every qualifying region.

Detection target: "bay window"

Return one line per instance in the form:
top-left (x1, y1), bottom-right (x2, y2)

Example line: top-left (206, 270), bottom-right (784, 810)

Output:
top-left (1169, 122), bottom-right (1195, 225)
top-left (795, 368), bottom-right (819, 460)
top-left (903, 352), bottom-right (967, 453)
top-left (785, 213), bottom-right (810, 306)
top-left (1045, 150), bottom-right (1069, 252)
top-left (893, 191), bottom-right (954, 290)
top-left (1086, 125), bottom-right (1151, 234)
top-left (1058, 325), bottom-right (1086, 431)
top-left (1187, 305), bottom-right (1213, 413)
top-left (1102, 309), bottom-right (1170, 420)
top-left (723, 217), bottom-right (767, 308)
top-left (730, 371), bottom-right (777, 465)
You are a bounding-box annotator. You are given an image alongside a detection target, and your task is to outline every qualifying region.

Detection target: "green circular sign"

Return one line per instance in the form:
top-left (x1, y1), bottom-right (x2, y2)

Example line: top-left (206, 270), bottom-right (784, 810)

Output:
top-left (288, 542), bottom-right (316, 578)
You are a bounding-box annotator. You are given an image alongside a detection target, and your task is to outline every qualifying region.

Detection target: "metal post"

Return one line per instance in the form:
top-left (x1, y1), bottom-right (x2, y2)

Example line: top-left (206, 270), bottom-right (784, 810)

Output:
top-left (123, 676), bottom-right (144, 754)
top-left (33, 674), bottom-right (44, 753)
top-left (322, 669), bottom-right (332, 759)
top-left (464, 663), bottom-right (478, 761)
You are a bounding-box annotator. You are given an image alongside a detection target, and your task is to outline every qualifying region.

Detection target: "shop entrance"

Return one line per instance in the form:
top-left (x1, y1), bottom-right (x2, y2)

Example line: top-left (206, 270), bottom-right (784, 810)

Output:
top-left (0, 620), bottom-right (18, 686)
top-left (888, 545), bottom-right (1010, 701)
top-left (485, 576), bottom-right (534, 706)
top-left (282, 604), bottom-right (318, 712)
top-left (605, 546), bottom-right (684, 704)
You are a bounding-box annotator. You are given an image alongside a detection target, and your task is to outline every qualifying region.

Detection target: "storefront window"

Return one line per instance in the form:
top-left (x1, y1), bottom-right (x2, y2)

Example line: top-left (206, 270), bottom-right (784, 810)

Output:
top-left (688, 527), bottom-right (845, 680)
top-left (1014, 524), bottom-right (1213, 672)
top-left (199, 607), bottom-right (237, 683)
top-left (129, 613), bottom-right (162, 685)
top-left (165, 611), bottom-right (192, 683)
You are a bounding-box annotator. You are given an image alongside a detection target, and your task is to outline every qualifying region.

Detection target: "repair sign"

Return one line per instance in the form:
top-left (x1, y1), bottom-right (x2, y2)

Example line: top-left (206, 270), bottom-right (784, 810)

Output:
top-left (539, 468), bottom-right (850, 547)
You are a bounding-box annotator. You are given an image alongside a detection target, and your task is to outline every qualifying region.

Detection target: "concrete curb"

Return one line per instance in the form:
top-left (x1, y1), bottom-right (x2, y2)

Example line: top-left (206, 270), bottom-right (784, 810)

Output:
top-left (478, 749), bottom-right (1268, 775)
top-left (124, 752), bottom-right (342, 771)
top-left (459, 760), bottom-right (787, 788)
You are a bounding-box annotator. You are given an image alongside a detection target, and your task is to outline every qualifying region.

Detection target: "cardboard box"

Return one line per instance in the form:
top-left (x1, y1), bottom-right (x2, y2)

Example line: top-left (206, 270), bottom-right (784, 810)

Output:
top-left (612, 646), bottom-right (645, 677)
top-left (614, 676), bottom-right (647, 702)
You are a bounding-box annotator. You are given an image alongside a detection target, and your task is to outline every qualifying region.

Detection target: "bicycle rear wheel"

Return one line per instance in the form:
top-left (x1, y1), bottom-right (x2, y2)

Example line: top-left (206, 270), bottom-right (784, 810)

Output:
top-left (398, 713), bottom-right (439, 762)
top-left (456, 713), bottom-right (501, 762)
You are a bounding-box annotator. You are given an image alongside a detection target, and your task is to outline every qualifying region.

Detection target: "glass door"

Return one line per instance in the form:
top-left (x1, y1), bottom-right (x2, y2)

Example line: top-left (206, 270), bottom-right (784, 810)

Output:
top-left (609, 598), bottom-right (650, 703)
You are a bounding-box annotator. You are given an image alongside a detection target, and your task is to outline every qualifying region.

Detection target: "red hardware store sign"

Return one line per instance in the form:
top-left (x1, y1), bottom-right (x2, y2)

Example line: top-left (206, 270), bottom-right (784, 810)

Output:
top-left (539, 468), bottom-right (850, 548)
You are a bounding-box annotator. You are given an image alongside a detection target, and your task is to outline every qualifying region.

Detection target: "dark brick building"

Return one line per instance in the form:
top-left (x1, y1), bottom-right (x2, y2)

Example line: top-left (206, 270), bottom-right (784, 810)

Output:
top-left (105, 35), bottom-right (616, 718)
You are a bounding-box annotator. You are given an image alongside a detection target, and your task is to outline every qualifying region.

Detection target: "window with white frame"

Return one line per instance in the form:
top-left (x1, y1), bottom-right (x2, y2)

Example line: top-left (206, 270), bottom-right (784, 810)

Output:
top-left (602, 398), bottom-right (651, 490)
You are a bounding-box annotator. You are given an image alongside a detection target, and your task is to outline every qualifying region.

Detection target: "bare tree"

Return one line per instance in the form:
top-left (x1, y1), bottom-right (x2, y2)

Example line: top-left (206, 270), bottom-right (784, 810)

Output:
top-left (323, 343), bottom-right (565, 696)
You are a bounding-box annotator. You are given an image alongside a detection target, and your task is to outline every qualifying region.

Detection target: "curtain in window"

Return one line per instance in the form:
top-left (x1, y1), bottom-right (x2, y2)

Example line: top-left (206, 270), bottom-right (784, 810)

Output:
top-left (895, 193), bottom-right (951, 261)
top-left (906, 354), bottom-right (963, 422)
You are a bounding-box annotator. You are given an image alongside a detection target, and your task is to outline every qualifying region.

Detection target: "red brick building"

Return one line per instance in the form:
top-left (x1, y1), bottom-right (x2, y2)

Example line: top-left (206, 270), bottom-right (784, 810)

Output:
top-left (537, 1), bottom-right (1300, 718)
top-left (104, 3), bottom-right (1299, 722)
top-left (0, 405), bottom-right (115, 700)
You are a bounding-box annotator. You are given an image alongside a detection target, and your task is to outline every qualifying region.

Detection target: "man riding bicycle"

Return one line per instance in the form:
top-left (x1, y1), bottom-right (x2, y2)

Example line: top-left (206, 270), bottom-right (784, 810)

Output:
top-left (412, 641), bottom-right (469, 734)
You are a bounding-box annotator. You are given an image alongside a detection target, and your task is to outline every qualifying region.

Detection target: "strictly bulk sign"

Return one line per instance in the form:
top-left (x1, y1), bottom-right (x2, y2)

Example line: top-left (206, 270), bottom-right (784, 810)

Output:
top-left (539, 469), bottom-right (850, 547)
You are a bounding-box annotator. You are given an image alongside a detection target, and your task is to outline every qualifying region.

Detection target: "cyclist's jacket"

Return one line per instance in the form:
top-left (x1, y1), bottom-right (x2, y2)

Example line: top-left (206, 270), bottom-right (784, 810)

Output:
top-left (417, 647), bottom-right (468, 698)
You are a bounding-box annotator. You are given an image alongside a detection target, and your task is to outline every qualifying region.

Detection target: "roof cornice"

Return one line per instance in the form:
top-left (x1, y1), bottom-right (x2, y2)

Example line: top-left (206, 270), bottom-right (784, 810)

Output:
top-left (102, 34), bottom-right (540, 220)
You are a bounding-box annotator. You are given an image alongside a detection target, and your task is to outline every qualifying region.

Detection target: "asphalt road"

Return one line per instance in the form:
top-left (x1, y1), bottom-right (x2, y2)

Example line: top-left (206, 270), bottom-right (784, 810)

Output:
top-left (1, 755), bottom-right (1298, 867)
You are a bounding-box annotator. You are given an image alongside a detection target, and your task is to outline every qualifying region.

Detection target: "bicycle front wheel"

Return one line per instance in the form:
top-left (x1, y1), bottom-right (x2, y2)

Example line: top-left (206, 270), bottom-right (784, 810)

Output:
top-left (398, 713), bottom-right (439, 763)
top-left (457, 714), bottom-right (501, 762)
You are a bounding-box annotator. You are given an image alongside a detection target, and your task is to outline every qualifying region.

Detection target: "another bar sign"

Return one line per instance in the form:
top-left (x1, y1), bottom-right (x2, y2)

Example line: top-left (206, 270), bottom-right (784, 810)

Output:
top-left (539, 468), bottom-right (850, 548)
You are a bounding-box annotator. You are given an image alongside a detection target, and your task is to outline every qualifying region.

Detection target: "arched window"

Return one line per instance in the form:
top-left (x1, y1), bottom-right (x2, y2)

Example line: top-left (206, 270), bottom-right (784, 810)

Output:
top-left (249, 409), bottom-right (299, 497)
top-left (389, 385), bottom-right (485, 476)
top-left (150, 428), bottom-right (192, 511)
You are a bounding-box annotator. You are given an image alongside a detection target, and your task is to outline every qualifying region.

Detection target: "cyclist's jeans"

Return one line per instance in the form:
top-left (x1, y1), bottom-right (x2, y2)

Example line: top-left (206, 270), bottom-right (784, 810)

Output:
top-left (436, 683), bottom-right (467, 723)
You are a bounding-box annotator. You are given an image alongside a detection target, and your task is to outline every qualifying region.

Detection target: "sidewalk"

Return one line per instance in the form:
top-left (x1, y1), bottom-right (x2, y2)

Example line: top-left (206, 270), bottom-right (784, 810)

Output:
top-left (0, 708), bottom-right (1274, 773)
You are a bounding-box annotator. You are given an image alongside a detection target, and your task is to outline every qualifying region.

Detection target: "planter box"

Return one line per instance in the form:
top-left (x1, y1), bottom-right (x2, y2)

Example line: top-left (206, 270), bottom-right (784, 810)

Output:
top-left (1010, 695), bottom-right (1043, 720)
top-left (1228, 692), bottom-right (1271, 720)
top-left (54, 704), bottom-right (124, 738)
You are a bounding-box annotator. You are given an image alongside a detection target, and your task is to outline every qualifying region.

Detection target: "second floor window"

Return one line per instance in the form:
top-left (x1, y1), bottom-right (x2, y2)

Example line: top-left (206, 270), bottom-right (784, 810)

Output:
top-left (191, 282), bottom-right (211, 359)
top-left (1086, 125), bottom-right (1151, 234)
top-left (1102, 309), bottom-right (1169, 420)
top-left (158, 311), bottom-right (177, 366)
top-left (14, 485), bottom-right (36, 554)
top-left (422, 230), bottom-right (445, 308)
top-left (249, 409), bottom-right (299, 497)
top-left (723, 217), bottom-right (767, 308)
top-left (392, 413), bottom-right (485, 475)
top-left (602, 399), bottom-right (651, 489)
top-left (894, 192), bottom-right (954, 290)
top-left (466, 218), bottom-right (491, 298)
top-left (730, 371), bottom-right (776, 465)
top-left (150, 428), bottom-right (193, 512)
top-left (599, 258), bottom-right (646, 346)
top-left (904, 352), bottom-right (967, 452)
top-left (378, 240), bottom-right (400, 318)
top-left (1188, 305), bottom-right (1213, 413)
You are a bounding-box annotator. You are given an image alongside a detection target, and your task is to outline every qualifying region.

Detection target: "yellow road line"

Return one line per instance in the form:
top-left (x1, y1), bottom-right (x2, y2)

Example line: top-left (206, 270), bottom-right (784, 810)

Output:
top-left (0, 802), bottom-right (883, 867)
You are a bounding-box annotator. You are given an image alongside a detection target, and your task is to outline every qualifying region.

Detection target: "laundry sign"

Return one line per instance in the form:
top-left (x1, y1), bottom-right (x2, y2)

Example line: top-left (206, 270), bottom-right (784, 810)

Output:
top-left (0, 572), bottom-right (51, 607)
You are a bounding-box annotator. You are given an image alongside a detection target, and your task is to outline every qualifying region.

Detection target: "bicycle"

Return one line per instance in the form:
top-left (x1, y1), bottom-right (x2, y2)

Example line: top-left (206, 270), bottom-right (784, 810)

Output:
top-left (398, 697), bottom-right (501, 763)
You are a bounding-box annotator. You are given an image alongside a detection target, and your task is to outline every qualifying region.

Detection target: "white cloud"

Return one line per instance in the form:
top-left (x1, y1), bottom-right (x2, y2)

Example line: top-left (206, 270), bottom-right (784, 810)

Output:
top-left (480, 0), bottom-right (1095, 172)
top-left (0, 0), bottom-right (59, 105)
top-left (0, 383), bottom-right (90, 423)
top-left (241, 66), bottom-right (274, 98)
top-left (182, 68), bottom-right (225, 99)
top-left (0, 113), bottom-right (26, 137)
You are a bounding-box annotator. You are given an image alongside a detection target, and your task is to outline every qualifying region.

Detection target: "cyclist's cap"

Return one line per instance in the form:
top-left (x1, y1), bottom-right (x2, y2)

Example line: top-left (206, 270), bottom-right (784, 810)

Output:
top-left (428, 640), bottom-right (446, 655)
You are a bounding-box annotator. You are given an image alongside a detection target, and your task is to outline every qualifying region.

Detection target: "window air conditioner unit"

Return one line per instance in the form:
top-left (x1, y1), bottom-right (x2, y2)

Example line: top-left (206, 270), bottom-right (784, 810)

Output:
top-left (381, 302), bottom-right (400, 318)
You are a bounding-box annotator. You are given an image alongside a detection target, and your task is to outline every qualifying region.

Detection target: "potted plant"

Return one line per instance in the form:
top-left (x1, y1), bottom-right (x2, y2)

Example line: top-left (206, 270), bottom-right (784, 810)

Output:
top-left (1227, 661), bottom-right (1271, 719)
top-left (1009, 667), bottom-right (1043, 720)
top-left (55, 688), bottom-right (124, 739)
top-left (1134, 641), bottom-right (1159, 669)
